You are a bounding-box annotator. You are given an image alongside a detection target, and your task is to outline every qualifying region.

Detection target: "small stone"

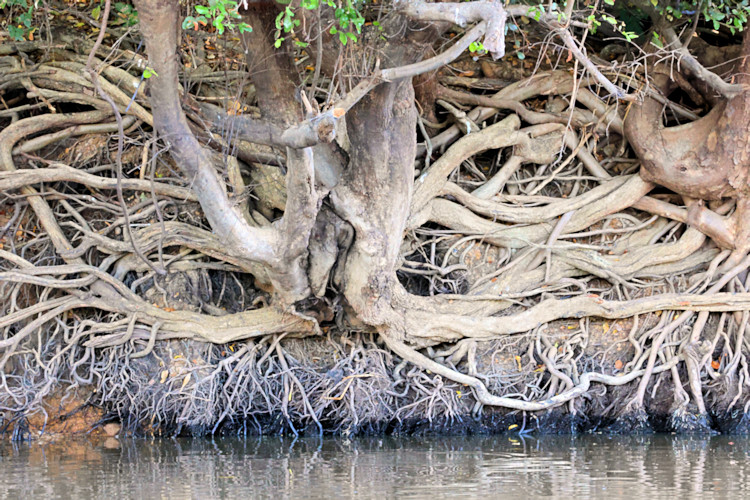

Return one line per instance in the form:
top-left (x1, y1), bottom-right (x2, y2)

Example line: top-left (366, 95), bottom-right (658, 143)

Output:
top-left (480, 61), bottom-right (496, 78)
top-left (103, 423), bottom-right (121, 437)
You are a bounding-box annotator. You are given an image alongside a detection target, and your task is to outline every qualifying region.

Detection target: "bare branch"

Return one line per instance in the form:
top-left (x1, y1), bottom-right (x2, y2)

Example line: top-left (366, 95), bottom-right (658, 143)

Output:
top-left (199, 102), bottom-right (339, 149)
top-left (401, 1), bottom-right (635, 99)
top-left (652, 11), bottom-right (744, 98)
top-left (398, 1), bottom-right (506, 58)
top-left (551, 24), bottom-right (636, 100)
top-left (0, 163), bottom-right (198, 201)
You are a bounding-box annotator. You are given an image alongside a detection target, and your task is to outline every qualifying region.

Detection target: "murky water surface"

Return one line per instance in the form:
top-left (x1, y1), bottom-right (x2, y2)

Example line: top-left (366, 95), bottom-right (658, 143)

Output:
top-left (1, 434), bottom-right (749, 499)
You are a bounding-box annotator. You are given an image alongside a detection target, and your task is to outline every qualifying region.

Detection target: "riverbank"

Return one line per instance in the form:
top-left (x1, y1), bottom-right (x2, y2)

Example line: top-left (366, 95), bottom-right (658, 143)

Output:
top-left (6, 322), bottom-right (750, 443)
top-left (4, 12), bottom-right (750, 445)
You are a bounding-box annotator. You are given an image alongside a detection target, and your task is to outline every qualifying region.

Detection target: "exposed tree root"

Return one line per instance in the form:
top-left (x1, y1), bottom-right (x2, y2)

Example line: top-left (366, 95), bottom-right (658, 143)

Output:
top-left (2, 6), bottom-right (750, 438)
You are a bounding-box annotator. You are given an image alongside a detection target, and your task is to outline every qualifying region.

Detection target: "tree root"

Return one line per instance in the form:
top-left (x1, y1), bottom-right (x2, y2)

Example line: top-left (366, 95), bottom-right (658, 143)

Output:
top-left (3, 19), bottom-right (750, 437)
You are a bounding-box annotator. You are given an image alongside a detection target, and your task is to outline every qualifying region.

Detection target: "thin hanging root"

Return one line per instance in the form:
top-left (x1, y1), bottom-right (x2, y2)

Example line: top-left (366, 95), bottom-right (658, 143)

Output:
top-left (275, 343), bottom-right (322, 433)
top-left (684, 311), bottom-right (711, 415)
top-left (630, 254), bottom-right (750, 408)
top-left (323, 374), bottom-right (375, 401)
top-left (382, 331), bottom-right (680, 411)
top-left (671, 363), bottom-right (691, 408)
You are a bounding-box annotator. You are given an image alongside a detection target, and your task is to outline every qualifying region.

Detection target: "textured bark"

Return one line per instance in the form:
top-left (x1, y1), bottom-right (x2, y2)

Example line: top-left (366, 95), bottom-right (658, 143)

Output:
top-left (414, 71), bottom-right (440, 125)
top-left (720, 30), bottom-right (750, 196)
top-left (626, 29), bottom-right (750, 202)
top-left (242, 5), bottom-right (302, 128)
top-left (320, 16), bottom-right (445, 327)
top-left (330, 78), bottom-right (417, 327)
top-left (134, 0), bottom-right (277, 267)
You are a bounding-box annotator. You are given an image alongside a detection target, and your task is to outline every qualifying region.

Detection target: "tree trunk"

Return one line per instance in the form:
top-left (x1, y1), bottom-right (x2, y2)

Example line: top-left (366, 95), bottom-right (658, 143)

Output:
top-left (625, 28), bottom-right (750, 260)
top-left (626, 29), bottom-right (750, 202)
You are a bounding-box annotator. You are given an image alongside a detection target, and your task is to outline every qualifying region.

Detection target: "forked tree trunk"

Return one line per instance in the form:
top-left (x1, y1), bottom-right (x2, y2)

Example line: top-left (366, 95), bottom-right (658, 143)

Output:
top-left (135, 0), bottom-right (323, 305)
top-left (136, 0), bottom-right (438, 329)
top-left (330, 79), bottom-right (418, 327)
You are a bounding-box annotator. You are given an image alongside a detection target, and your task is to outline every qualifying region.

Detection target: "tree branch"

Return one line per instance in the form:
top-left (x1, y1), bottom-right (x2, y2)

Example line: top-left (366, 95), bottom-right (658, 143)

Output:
top-left (199, 102), bottom-right (339, 149)
top-left (134, 0), bottom-right (278, 268)
top-left (401, 0), bottom-right (635, 99)
top-left (0, 163), bottom-right (198, 201)
top-left (398, 0), bottom-right (507, 58)
top-left (651, 10), bottom-right (744, 98)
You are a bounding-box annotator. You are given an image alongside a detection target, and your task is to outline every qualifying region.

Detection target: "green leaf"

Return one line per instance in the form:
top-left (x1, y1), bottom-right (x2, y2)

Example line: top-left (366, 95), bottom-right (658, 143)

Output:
top-left (19, 10), bottom-right (32, 27)
top-left (92, 5), bottom-right (101, 20)
top-left (142, 67), bottom-right (158, 79)
top-left (213, 17), bottom-right (225, 34)
top-left (469, 41), bottom-right (485, 53)
top-left (282, 6), bottom-right (295, 31)
top-left (8, 25), bottom-right (25, 41)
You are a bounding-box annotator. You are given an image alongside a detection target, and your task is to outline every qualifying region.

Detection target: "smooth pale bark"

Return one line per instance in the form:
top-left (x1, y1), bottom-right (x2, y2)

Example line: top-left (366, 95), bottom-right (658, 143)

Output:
top-left (135, 0), bottom-right (325, 302)
top-left (134, 0), bottom-right (278, 266)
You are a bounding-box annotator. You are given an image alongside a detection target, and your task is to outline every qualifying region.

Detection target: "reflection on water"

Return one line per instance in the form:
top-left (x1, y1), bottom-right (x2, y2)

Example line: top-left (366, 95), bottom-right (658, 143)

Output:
top-left (1, 434), bottom-right (748, 499)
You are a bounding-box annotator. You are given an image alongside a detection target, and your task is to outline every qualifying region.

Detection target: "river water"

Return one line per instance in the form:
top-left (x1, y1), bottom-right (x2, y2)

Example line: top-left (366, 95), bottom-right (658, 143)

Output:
top-left (1, 434), bottom-right (748, 499)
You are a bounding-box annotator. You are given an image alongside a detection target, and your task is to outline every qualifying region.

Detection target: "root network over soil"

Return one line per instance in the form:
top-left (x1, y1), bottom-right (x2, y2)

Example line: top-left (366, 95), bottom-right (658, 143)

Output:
top-left (2, 0), bottom-right (750, 439)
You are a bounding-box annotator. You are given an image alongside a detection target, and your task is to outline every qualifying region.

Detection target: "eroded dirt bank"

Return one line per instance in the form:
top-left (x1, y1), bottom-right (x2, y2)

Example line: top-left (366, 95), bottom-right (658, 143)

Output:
top-left (7, 321), bottom-right (750, 442)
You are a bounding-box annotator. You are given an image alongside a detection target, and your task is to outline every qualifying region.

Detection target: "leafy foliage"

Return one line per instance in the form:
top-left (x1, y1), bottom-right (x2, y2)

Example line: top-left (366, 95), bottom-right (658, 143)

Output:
top-left (654, 0), bottom-right (750, 34)
top-left (0, 0), bottom-right (747, 58)
top-left (183, 0), bottom-right (251, 35)
top-left (0, 0), bottom-right (34, 41)
top-left (92, 2), bottom-right (139, 27)
top-left (275, 0), bottom-right (365, 47)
